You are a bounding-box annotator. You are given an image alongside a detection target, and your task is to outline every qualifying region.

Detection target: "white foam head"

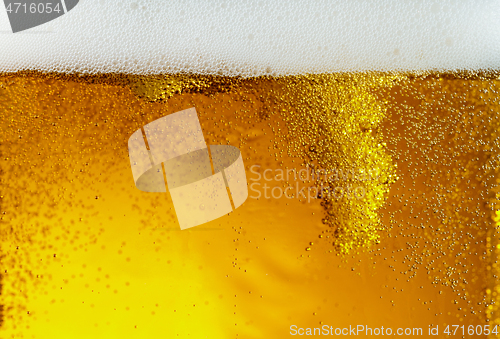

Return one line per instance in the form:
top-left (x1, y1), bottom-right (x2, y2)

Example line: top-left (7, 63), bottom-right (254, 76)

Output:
top-left (0, 0), bottom-right (499, 76)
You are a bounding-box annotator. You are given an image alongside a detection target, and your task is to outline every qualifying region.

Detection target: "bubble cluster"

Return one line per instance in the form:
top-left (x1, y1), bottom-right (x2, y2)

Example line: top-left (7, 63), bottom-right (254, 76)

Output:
top-left (0, 0), bottom-right (500, 76)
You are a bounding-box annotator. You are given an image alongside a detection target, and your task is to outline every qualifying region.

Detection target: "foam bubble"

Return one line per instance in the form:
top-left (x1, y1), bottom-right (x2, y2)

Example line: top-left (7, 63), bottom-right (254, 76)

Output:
top-left (0, 0), bottom-right (499, 76)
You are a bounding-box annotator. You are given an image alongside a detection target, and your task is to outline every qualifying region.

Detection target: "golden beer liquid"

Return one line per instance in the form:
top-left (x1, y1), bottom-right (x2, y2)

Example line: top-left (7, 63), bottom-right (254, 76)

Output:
top-left (0, 71), bottom-right (499, 338)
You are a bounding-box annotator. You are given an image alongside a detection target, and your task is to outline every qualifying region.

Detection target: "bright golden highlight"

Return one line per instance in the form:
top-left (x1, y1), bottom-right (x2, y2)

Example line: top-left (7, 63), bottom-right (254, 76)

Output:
top-left (0, 71), bottom-right (499, 338)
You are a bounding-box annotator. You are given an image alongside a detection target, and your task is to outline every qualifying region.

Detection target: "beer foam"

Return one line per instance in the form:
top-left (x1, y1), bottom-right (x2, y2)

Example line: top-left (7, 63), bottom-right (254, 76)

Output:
top-left (0, 0), bottom-right (499, 76)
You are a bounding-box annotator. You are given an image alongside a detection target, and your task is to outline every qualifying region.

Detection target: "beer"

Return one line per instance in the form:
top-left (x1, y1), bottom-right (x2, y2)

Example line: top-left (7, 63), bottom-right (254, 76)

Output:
top-left (1, 1), bottom-right (499, 338)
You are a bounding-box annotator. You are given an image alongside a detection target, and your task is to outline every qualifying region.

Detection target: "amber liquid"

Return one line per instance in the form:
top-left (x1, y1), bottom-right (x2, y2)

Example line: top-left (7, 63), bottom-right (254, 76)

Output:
top-left (0, 71), bottom-right (499, 338)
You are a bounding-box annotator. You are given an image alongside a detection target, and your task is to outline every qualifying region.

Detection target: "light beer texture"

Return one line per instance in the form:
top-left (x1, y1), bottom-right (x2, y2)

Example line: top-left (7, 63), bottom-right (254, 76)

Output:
top-left (0, 71), bottom-right (499, 338)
